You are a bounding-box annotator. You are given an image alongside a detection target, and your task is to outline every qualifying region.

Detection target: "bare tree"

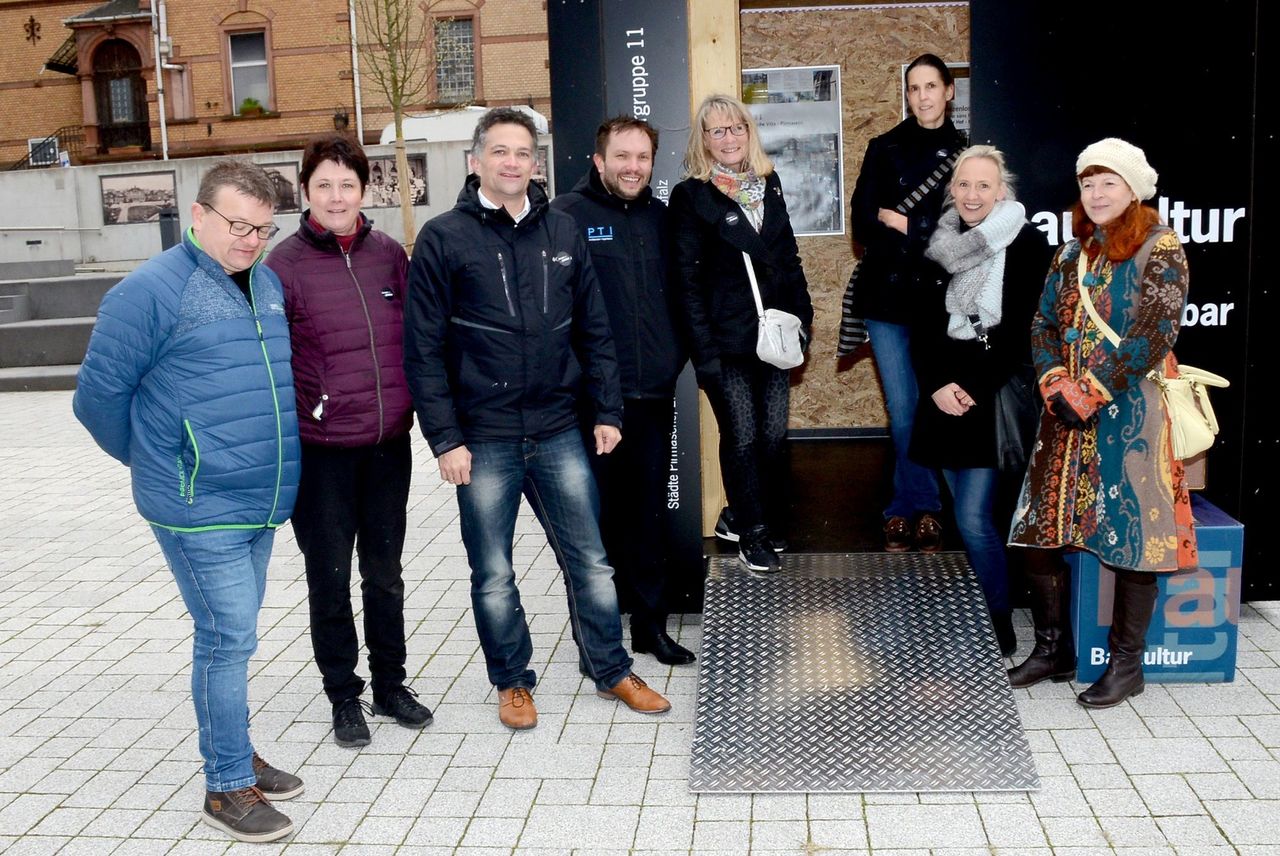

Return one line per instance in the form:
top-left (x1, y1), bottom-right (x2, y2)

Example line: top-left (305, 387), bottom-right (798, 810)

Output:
top-left (353, 0), bottom-right (443, 243)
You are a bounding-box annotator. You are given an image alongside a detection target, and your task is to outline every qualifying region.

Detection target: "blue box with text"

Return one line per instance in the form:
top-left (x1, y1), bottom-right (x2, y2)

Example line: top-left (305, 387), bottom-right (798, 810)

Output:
top-left (1068, 495), bottom-right (1243, 683)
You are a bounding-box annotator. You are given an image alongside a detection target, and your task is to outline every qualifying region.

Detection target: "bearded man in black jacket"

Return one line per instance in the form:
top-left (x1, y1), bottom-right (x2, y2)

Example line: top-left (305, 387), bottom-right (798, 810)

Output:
top-left (551, 117), bottom-right (694, 667)
top-left (404, 108), bottom-right (671, 731)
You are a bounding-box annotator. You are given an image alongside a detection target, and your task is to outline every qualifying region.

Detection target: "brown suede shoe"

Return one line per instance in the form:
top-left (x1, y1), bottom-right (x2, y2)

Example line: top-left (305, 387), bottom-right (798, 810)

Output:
top-left (497, 687), bottom-right (537, 730)
top-left (596, 673), bottom-right (671, 714)
top-left (884, 516), bottom-right (912, 552)
top-left (915, 512), bottom-right (944, 553)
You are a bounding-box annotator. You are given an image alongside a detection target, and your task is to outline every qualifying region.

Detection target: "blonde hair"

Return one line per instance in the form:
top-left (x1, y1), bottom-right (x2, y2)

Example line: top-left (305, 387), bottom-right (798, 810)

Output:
top-left (681, 94), bottom-right (773, 180)
top-left (945, 144), bottom-right (1017, 207)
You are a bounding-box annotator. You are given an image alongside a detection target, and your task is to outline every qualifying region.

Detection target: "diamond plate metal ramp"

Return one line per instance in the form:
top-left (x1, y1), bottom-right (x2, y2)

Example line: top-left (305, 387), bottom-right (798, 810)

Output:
top-left (689, 553), bottom-right (1038, 793)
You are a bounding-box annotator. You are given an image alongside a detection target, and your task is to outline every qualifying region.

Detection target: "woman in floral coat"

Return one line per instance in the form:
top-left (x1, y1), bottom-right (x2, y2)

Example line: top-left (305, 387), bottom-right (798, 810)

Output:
top-left (1007, 138), bottom-right (1197, 709)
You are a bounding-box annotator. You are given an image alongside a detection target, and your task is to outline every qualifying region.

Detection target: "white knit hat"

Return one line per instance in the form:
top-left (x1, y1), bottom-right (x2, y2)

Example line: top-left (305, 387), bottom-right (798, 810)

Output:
top-left (1075, 138), bottom-right (1158, 201)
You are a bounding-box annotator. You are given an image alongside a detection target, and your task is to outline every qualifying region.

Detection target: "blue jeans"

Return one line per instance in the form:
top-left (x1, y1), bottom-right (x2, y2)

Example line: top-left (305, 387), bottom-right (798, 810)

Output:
top-left (941, 468), bottom-right (1010, 615)
top-left (457, 428), bottom-right (632, 692)
top-left (152, 525), bottom-right (274, 792)
top-left (866, 319), bottom-right (941, 519)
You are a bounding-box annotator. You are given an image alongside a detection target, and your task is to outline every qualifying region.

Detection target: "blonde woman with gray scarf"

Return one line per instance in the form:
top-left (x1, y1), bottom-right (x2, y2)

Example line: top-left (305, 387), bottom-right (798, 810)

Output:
top-left (908, 145), bottom-right (1053, 656)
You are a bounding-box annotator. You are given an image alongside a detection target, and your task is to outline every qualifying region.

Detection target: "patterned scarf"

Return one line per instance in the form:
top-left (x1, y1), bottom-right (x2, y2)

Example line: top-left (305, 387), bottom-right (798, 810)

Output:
top-left (925, 200), bottom-right (1026, 340)
top-left (710, 162), bottom-right (766, 229)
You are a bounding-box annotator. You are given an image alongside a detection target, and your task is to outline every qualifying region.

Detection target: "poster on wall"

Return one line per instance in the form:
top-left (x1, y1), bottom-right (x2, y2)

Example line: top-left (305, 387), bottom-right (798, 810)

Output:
top-left (742, 65), bottom-right (844, 236)
top-left (901, 62), bottom-right (970, 133)
top-left (363, 154), bottom-right (428, 208)
top-left (100, 172), bottom-right (176, 225)
top-left (262, 162), bottom-right (300, 213)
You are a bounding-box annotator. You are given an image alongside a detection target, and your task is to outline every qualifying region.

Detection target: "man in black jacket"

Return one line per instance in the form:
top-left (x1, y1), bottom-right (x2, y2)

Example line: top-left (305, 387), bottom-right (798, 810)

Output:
top-left (551, 117), bottom-right (694, 667)
top-left (404, 108), bottom-right (671, 731)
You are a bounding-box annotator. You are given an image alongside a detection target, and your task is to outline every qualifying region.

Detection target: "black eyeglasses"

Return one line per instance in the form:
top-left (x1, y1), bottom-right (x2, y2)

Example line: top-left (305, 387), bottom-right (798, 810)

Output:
top-left (704, 123), bottom-right (748, 140)
top-left (204, 204), bottom-right (279, 240)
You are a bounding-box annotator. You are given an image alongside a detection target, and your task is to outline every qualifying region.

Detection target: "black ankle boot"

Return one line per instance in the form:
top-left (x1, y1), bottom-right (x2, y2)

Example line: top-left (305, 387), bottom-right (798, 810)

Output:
top-left (1077, 570), bottom-right (1157, 709)
top-left (1007, 552), bottom-right (1076, 688)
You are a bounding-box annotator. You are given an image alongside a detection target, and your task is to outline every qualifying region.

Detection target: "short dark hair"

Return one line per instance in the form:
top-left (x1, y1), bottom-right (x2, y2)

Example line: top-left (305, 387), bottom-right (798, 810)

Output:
top-left (594, 116), bottom-right (658, 158)
top-left (471, 107), bottom-right (538, 156)
top-left (905, 53), bottom-right (953, 87)
top-left (300, 133), bottom-right (369, 191)
top-left (195, 159), bottom-right (277, 208)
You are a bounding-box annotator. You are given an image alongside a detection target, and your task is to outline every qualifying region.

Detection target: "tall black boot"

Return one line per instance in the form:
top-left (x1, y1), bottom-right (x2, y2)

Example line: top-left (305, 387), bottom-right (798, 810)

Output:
top-left (1077, 569), bottom-right (1157, 709)
top-left (1007, 550), bottom-right (1076, 688)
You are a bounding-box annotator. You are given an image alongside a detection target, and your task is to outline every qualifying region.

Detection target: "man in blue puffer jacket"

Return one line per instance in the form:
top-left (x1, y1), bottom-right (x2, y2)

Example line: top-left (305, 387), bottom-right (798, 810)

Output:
top-left (74, 161), bottom-right (303, 844)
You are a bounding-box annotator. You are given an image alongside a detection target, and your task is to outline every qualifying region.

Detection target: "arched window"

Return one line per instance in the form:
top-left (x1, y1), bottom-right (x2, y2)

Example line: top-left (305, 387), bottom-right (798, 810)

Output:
top-left (92, 39), bottom-right (150, 151)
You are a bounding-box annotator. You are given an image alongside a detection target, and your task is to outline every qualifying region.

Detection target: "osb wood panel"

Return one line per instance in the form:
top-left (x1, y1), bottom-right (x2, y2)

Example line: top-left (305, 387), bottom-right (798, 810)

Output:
top-left (741, 6), bottom-right (969, 429)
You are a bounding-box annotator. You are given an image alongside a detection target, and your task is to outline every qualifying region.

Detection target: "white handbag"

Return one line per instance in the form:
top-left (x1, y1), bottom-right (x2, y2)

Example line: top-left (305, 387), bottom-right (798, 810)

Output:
top-left (1075, 254), bottom-right (1228, 459)
top-left (742, 251), bottom-right (804, 370)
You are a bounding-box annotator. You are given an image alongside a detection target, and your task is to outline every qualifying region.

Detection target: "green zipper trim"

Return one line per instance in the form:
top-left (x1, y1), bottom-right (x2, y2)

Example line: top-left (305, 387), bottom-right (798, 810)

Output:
top-left (183, 419), bottom-right (201, 505)
top-left (248, 265), bottom-right (286, 525)
top-left (149, 521), bottom-right (285, 533)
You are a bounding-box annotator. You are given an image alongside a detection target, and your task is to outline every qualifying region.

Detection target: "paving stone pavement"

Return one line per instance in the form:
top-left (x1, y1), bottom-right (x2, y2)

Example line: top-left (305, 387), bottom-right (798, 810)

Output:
top-left (2, 389), bottom-right (1279, 855)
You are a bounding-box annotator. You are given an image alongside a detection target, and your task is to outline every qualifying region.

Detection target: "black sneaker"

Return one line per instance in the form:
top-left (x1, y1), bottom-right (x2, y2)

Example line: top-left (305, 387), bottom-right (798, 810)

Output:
top-left (372, 685), bottom-right (434, 729)
top-left (714, 507), bottom-right (739, 542)
top-left (738, 525), bottom-right (781, 573)
top-left (332, 697), bottom-right (372, 748)
top-left (202, 786), bottom-right (292, 843)
top-left (252, 753), bottom-right (303, 800)
top-left (764, 532), bottom-right (789, 553)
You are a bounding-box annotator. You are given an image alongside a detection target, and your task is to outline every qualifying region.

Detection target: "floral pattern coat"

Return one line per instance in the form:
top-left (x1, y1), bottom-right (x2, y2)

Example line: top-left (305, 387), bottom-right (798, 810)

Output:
top-left (1009, 225), bottom-right (1198, 572)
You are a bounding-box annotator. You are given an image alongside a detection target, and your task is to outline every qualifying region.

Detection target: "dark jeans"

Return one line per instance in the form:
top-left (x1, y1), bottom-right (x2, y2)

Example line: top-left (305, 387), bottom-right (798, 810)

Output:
top-left (457, 428), bottom-right (632, 692)
top-left (589, 397), bottom-right (675, 634)
top-left (866, 318), bottom-right (942, 519)
top-left (705, 355), bottom-right (791, 533)
top-left (292, 434), bottom-right (411, 705)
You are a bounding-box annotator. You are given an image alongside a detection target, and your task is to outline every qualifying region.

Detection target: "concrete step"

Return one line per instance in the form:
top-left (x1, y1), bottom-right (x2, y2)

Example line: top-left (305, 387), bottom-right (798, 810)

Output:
top-left (0, 364), bottom-right (78, 391)
top-left (0, 259), bottom-right (75, 280)
top-left (0, 274), bottom-right (119, 320)
top-left (0, 316), bottom-right (95, 368)
top-left (0, 291), bottom-right (32, 323)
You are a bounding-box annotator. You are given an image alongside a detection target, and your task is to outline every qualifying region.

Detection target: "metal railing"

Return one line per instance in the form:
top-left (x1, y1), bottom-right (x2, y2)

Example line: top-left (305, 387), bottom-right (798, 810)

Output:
top-left (6, 126), bottom-right (85, 171)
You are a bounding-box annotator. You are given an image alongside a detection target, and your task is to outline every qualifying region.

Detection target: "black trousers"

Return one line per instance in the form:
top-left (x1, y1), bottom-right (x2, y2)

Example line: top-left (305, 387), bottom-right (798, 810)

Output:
top-left (588, 396), bottom-right (676, 633)
top-left (292, 433), bottom-right (412, 704)
top-left (705, 355), bottom-right (791, 534)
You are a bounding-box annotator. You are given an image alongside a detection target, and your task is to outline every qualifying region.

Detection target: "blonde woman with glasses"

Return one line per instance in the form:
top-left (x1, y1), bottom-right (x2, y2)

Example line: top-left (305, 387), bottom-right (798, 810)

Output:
top-left (669, 94), bottom-right (813, 574)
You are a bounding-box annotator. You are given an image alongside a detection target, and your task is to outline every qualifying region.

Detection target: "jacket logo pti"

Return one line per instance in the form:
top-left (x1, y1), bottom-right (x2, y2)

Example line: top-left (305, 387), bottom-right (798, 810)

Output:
top-left (586, 226), bottom-right (613, 242)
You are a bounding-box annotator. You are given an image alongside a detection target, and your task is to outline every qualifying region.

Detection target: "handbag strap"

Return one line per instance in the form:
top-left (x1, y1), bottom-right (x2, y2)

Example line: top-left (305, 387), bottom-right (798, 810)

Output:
top-left (895, 148), bottom-right (962, 215)
top-left (1074, 252), bottom-right (1121, 347)
top-left (1075, 249), bottom-right (1176, 386)
top-left (742, 251), bottom-right (766, 318)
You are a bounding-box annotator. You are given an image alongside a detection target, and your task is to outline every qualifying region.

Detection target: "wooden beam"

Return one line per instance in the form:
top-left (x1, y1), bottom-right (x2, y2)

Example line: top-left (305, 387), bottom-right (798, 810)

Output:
top-left (687, 0), bottom-right (740, 103)
top-left (687, 0), bottom-right (738, 536)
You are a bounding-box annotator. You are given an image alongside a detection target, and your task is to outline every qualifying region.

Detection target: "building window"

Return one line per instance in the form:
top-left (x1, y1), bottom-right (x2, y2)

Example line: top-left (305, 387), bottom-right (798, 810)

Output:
top-left (229, 31), bottom-right (270, 114)
top-left (435, 18), bottom-right (474, 103)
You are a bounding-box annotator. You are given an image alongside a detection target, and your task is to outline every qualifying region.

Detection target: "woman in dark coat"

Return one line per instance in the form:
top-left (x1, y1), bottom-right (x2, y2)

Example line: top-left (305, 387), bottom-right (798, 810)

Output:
top-left (1007, 138), bottom-right (1197, 708)
top-left (669, 93), bottom-right (814, 574)
top-left (849, 53), bottom-right (967, 553)
top-left (910, 145), bottom-right (1053, 656)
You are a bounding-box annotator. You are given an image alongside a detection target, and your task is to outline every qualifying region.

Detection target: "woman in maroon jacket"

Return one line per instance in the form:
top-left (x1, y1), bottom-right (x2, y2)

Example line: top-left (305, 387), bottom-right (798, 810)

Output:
top-left (267, 134), bottom-right (431, 747)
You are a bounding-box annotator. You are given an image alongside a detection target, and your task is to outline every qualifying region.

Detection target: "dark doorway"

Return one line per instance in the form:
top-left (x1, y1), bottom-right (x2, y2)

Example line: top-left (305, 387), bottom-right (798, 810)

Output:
top-left (92, 39), bottom-right (150, 152)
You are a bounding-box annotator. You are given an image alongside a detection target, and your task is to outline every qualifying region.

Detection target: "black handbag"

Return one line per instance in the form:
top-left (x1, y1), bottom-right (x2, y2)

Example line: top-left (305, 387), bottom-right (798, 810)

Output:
top-left (995, 365), bottom-right (1040, 475)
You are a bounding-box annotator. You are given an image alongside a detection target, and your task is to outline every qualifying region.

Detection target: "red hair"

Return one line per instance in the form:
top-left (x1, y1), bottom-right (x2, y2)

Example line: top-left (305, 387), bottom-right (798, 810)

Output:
top-left (1072, 165), bottom-right (1161, 262)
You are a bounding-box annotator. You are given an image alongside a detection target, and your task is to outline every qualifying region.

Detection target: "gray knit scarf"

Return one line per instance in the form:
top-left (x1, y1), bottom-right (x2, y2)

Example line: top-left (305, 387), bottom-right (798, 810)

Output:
top-left (925, 200), bottom-right (1027, 340)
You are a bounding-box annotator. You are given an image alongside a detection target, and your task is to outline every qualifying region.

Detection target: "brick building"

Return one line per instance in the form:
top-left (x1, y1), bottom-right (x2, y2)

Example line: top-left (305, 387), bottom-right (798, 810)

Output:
top-left (0, 0), bottom-right (551, 167)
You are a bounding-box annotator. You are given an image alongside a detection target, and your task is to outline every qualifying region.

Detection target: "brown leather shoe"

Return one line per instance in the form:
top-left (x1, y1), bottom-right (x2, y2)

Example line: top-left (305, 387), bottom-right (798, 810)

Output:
top-left (497, 687), bottom-right (537, 730)
top-left (915, 512), bottom-right (944, 553)
top-left (884, 516), bottom-right (912, 552)
top-left (596, 673), bottom-right (671, 714)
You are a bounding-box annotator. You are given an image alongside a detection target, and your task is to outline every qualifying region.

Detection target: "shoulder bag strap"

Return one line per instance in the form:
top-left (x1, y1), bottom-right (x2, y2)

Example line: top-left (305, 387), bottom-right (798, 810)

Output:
top-left (895, 148), bottom-right (962, 215)
top-left (1074, 252), bottom-right (1121, 347)
top-left (742, 251), bottom-right (765, 318)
